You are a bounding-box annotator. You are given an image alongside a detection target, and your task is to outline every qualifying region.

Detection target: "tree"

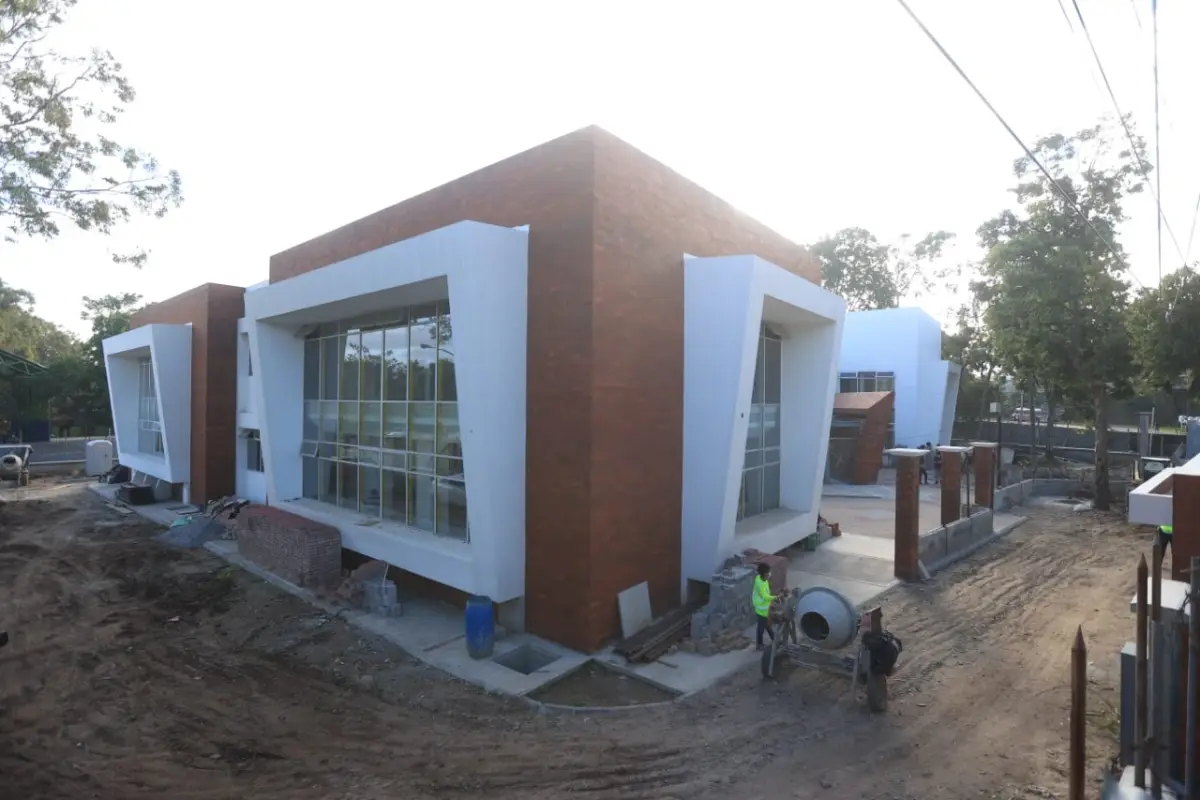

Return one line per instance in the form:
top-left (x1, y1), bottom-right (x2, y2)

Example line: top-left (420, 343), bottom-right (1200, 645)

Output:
top-left (0, 0), bottom-right (182, 265)
top-left (811, 226), bottom-right (957, 311)
top-left (74, 291), bottom-right (140, 430)
top-left (1128, 266), bottom-right (1200, 409)
top-left (81, 291), bottom-right (140, 362)
top-left (973, 119), bottom-right (1144, 509)
top-left (943, 298), bottom-right (999, 433)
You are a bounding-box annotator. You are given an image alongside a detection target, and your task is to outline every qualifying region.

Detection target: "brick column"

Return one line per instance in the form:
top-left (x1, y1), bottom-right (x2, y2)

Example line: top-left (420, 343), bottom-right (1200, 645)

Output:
top-left (886, 448), bottom-right (924, 581)
top-left (971, 442), bottom-right (997, 510)
top-left (938, 446), bottom-right (968, 525)
top-left (1171, 472), bottom-right (1200, 583)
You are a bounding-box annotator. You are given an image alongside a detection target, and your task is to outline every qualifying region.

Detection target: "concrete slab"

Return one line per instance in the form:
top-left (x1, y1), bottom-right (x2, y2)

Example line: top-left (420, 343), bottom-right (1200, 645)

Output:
top-left (819, 495), bottom-right (943, 539)
top-left (787, 570), bottom-right (894, 607)
top-left (87, 482), bottom-right (180, 527)
top-left (819, 532), bottom-right (893, 560)
top-left (791, 549), bottom-right (895, 584)
top-left (598, 645), bottom-right (760, 695)
top-left (203, 539), bottom-right (590, 696)
top-left (616, 582), bottom-right (652, 639)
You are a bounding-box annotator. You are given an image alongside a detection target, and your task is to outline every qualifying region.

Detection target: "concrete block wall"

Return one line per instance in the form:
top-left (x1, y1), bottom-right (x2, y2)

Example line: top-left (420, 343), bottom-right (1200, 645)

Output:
top-left (993, 477), bottom-right (1131, 511)
top-left (235, 505), bottom-right (342, 588)
top-left (919, 507), bottom-right (995, 574)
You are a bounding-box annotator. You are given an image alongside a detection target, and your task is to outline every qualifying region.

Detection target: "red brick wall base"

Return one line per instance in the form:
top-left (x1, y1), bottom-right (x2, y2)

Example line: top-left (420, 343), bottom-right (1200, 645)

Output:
top-left (235, 506), bottom-right (342, 589)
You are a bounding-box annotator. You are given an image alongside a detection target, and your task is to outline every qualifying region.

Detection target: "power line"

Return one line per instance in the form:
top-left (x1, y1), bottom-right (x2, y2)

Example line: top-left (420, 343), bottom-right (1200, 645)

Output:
top-left (892, 0), bottom-right (1144, 288)
top-left (1055, 0), bottom-right (1074, 32)
top-left (1066, 0), bottom-right (1185, 269)
top-left (1152, 0), bottom-right (1163, 282)
top-left (1186, 191), bottom-right (1200, 264)
top-left (1130, 0), bottom-right (1143, 30)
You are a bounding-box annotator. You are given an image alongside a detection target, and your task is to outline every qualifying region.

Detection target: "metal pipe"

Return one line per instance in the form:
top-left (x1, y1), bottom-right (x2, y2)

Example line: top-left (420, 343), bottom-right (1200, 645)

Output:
top-left (1187, 556), bottom-right (1199, 797)
top-left (1136, 554), bottom-right (1149, 787)
top-left (1152, 541), bottom-right (1164, 797)
top-left (1070, 626), bottom-right (1087, 800)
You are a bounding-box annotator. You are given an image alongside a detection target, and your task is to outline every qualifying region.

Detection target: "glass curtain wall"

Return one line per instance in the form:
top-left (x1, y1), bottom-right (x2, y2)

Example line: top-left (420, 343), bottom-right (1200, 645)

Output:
top-left (300, 299), bottom-right (467, 541)
top-left (137, 357), bottom-right (164, 455)
top-left (738, 324), bottom-right (782, 521)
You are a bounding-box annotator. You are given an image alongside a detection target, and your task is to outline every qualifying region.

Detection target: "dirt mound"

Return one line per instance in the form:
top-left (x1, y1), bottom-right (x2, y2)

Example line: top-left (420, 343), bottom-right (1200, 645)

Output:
top-left (0, 479), bottom-right (1156, 799)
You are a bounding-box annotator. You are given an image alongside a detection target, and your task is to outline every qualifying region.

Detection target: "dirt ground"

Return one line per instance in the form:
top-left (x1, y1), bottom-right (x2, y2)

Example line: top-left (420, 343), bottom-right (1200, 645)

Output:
top-left (0, 479), bottom-right (1154, 799)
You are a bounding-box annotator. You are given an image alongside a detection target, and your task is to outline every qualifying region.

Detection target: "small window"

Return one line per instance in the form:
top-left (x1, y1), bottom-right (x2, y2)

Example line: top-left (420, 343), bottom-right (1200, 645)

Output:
top-left (246, 430), bottom-right (264, 472)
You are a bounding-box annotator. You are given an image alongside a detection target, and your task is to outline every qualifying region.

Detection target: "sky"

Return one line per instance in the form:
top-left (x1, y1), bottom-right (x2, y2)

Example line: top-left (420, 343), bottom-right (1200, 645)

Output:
top-left (8, 0), bottom-right (1200, 338)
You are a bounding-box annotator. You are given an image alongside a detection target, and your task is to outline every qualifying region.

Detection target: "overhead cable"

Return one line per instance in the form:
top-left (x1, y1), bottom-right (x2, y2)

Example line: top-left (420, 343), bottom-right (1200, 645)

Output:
top-left (893, 0), bottom-right (1143, 287)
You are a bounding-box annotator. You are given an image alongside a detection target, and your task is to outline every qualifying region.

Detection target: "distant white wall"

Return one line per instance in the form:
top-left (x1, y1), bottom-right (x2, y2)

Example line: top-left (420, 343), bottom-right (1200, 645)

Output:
top-left (244, 221), bottom-right (528, 603)
top-left (839, 307), bottom-right (960, 447)
top-left (681, 256), bottom-right (845, 587)
top-left (102, 323), bottom-right (192, 487)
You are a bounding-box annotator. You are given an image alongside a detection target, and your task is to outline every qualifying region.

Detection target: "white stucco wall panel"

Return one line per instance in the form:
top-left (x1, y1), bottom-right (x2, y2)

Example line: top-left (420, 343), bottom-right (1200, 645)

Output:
top-left (244, 221), bottom-right (528, 603)
top-left (682, 256), bottom-right (845, 588)
top-left (839, 307), bottom-right (960, 447)
top-left (102, 323), bottom-right (192, 484)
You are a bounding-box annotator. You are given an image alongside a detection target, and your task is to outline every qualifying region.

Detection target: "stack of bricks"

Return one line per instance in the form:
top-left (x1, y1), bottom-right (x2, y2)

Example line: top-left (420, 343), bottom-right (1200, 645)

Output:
top-left (234, 506), bottom-right (342, 589)
top-left (682, 549), bottom-right (790, 656)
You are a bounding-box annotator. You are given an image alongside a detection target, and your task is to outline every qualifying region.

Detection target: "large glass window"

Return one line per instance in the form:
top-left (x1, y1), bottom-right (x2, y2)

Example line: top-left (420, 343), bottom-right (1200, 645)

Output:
top-left (137, 358), bottom-right (164, 456)
top-left (739, 324), bottom-right (782, 521)
top-left (299, 299), bottom-right (467, 541)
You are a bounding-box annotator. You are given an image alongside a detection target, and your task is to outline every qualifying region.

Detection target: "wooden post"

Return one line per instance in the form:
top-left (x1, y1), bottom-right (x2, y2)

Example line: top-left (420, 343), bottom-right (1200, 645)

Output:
top-left (1135, 554), bottom-right (1149, 787)
top-left (970, 441), bottom-right (996, 510)
top-left (937, 446), bottom-right (967, 525)
top-left (866, 607), bottom-right (887, 714)
top-left (1186, 556), bottom-right (1200, 798)
top-left (1070, 626), bottom-right (1086, 800)
top-left (885, 449), bottom-right (924, 581)
top-left (1151, 541), bottom-right (1164, 797)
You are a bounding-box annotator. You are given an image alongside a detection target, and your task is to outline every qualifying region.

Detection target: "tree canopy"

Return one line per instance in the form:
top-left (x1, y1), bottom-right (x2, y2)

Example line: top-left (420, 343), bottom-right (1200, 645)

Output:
top-left (810, 226), bottom-right (957, 311)
top-left (0, 0), bottom-right (181, 265)
top-left (970, 118), bottom-right (1147, 508)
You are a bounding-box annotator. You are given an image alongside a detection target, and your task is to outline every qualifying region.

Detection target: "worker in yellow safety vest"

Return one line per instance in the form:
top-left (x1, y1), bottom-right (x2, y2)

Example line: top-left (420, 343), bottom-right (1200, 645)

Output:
top-left (753, 563), bottom-right (778, 651)
top-left (1157, 524), bottom-right (1173, 555)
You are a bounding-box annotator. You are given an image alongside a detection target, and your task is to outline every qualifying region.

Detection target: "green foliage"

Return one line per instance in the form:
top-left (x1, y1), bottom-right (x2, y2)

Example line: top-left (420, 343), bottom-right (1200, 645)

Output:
top-left (811, 226), bottom-right (957, 311)
top-left (0, 282), bottom-right (138, 434)
top-left (1128, 266), bottom-right (1200, 399)
top-left (0, 0), bottom-right (182, 265)
top-left (973, 118), bottom-right (1145, 508)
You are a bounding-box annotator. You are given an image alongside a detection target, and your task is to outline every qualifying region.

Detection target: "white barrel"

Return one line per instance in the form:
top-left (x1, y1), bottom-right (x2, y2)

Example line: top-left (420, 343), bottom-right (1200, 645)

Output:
top-left (85, 440), bottom-right (114, 476)
top-left (792, 587), bottom-right (861, 651)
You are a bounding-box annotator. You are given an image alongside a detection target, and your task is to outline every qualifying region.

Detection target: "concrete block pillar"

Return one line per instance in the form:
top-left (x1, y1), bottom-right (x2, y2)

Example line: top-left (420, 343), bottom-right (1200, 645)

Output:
top-left (886, 448), bottom-right (925, 581)
top-left (1171, 472), bottom-right (1200, 582)
top-left (971, 442), bottom-right (997, 509)
top-left (938, 446), bottom-right (969, 525)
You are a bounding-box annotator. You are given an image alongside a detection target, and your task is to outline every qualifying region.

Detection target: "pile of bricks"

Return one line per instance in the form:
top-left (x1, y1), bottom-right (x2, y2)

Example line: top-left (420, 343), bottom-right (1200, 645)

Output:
top-left (233, 506), bottom-right (342, 589)
top-left (682, 549), bottom-right (791, 655)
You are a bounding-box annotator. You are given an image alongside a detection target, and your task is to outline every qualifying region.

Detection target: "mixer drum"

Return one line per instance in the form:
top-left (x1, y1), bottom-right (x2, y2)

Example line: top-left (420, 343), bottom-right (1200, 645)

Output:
top-left (0, 453), bottom-right (23, 474)
top-left (791, 587), bottom-right (860, 650)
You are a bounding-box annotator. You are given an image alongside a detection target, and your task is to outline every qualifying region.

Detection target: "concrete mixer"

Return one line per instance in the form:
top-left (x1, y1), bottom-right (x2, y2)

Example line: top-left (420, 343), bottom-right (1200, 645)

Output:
top-left (0, 444), bottom-right (32, 487)
top-left (761, 585), bottom-right (902, 712)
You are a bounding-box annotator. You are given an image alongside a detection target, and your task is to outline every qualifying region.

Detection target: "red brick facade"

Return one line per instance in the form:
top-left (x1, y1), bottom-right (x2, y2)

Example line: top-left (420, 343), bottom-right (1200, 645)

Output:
top-left (130, 283), bottom-right (245, 505)
top-left (832, 392), bottom-right (894, 485)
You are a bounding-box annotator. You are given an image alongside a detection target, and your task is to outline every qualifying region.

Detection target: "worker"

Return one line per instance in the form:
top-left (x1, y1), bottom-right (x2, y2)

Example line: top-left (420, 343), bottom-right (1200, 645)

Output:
top-left (1157, 524), bottom-right (1173, 555)
top-left (753, 563), bottom-right (777, 651)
